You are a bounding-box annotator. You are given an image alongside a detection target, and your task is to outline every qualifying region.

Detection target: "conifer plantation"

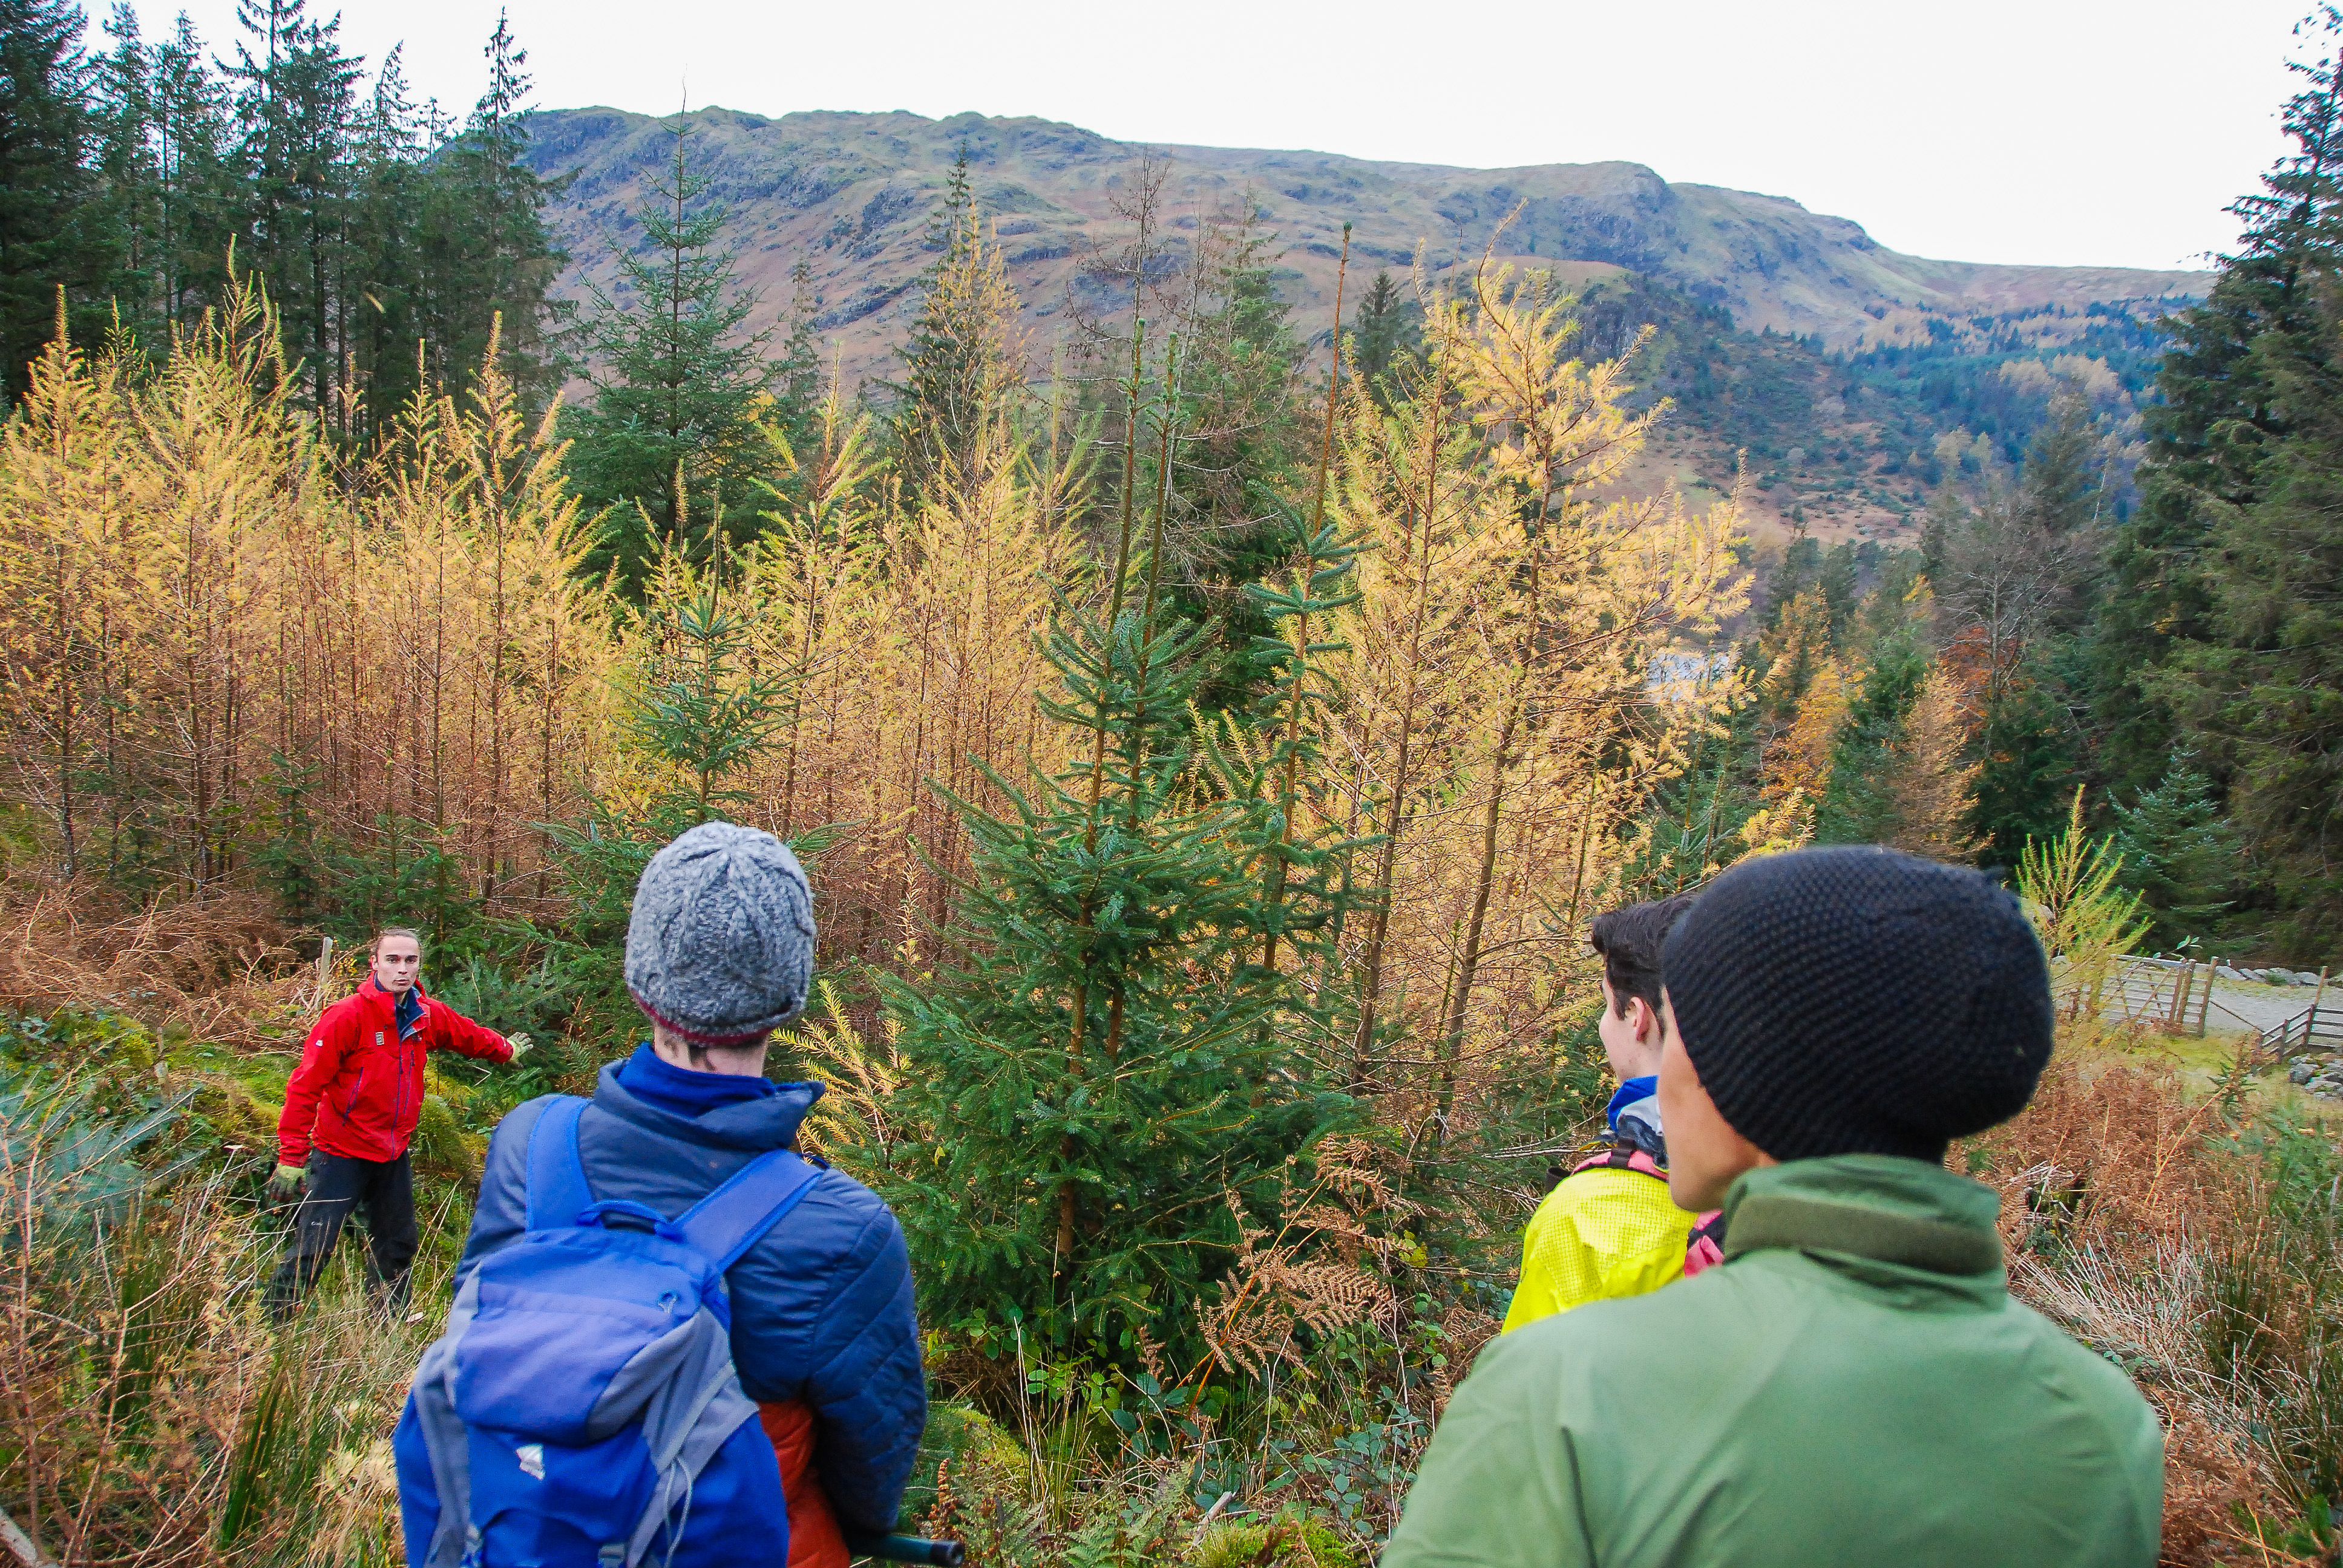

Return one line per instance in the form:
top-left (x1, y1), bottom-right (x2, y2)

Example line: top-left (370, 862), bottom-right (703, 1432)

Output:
top-left (4, 3), bottom-right (2343, 1564)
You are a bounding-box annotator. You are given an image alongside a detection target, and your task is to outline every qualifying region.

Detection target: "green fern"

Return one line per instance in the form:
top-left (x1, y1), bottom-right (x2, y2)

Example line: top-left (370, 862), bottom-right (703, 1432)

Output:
top-left (0, 1048), bottom-right (191, 1232)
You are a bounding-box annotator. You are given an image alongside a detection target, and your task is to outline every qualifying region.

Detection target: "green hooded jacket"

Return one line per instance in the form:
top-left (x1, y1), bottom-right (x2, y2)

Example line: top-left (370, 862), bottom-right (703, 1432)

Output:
top-left (1385, 1155), bottom-right (2163, 1567)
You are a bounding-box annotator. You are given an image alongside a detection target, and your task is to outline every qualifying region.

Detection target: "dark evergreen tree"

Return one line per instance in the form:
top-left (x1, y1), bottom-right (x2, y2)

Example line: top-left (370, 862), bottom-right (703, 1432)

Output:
top-left (1817, 539), bottom-right (1861, 645)
top-left (440, 16), bottom-right (562, 387)
top-left (226, 0), bottom-right (363, 412)
top-left (2088, 10), bottom-right (2343, 794)
top-left (333, 44), bottom-right (437, 430)
top-left (362, 13), bottom-right (565, 423)
top-left (769, 257), bottom-right (822, 452)
top-left (6, 4), bottom-right (561, 433)
top-left (1617, 724), bottom-right (1769, 895)
top-left (1160, 199), bottom-right (1312, 711)
top-left (124, 14), bottom-right (240, 334)
top-left (880, 358), bottom-right (1360, 1373)
top-left (563, 122), bottom-right (779, 589)
top-left (1758, 534), bottom-right (1823, 631)
top-left (891, 146), bottom-right (1023, 511)
top-left (2160, 287), bottom-right (2343, 955)
top-left (1350, 268), bottom-right (1419, 404)
top-left (1816, 610), bottom-right (1930, 843)
top-left (1968, 661), bottom-right (2078, 868)
top-left (2107, 752), bottom-right (2239, 950)
top-left (1919, 483), bottom-right (1965, 586)
top-left (0, 0), bottom-right (93, 400)
top-left (629, 558), bottom-right (795, 825)
top-left (2020, 391), bottom-right (2105, 537)
top-left (81, 7), bottom-right (160, 344)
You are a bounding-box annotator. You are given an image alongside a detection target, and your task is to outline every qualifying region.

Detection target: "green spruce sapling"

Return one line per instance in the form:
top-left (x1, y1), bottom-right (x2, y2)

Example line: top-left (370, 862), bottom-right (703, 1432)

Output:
top-left (882, 324), bottom-right (1359, 1376)
top-left (2108, 752), bottom-right (2239, 950)
top-left (628, 537), bottom-right (795, 826)
top-left (562, 120), bottom-right (778, 590)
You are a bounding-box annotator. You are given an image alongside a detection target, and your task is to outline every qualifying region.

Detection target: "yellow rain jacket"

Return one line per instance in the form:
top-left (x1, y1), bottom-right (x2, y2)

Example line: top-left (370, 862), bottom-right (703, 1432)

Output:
top-left (1502, 1157), bottom-right (1694, 1333)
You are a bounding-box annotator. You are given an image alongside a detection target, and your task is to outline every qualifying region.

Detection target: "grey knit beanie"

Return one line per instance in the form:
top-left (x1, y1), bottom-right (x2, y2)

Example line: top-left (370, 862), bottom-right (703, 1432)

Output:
top-left (626, 821), bottom-right (816, 1046)
top-left (1660, 845), bottom-right (2054, 1164)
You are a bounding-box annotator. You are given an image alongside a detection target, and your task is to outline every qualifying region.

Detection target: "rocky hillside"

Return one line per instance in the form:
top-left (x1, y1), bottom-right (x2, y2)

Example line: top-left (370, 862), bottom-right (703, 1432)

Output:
top-left (522, 105), bottom-right (2209, 546)
top-left (524, 105), bottom-right (2204, 370)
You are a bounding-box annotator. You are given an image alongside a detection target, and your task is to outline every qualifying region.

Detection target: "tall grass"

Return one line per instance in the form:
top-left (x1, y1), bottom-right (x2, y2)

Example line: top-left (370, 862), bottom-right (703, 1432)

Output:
top-left (1978, 1047), bottom-right (2343, 1565)
top-left (1, 1065), bottom-right (441, 1567)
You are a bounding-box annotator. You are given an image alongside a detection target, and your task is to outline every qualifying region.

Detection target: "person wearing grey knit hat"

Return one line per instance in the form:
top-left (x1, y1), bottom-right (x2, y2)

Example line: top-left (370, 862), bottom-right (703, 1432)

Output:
top-left (449, 818), bottom-right (932, 1555)
top-left (626, 819), bottom-right (817, 1057)
top-left (1384, 844), bottom-right (2161, 1568)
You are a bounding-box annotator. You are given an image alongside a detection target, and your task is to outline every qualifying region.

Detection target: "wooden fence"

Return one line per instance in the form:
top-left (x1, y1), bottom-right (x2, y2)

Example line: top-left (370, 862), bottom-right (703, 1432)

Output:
top-left (2099, 955), bottom-right (2336, 1048)
top-left (2105, 955), bottom-right (2219, 1037)
top-left (2259, 1004), bottom-right (2343, 1059)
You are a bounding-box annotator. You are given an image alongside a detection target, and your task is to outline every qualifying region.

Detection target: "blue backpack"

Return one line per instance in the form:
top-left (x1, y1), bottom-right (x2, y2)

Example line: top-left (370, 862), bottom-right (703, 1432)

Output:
top-left (394, 1096), bottom-right (822, 1568)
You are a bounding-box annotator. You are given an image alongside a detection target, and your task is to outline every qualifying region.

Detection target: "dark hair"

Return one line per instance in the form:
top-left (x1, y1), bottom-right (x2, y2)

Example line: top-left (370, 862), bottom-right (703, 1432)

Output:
top-left (1589, 893), bottom-right (1699, 1018)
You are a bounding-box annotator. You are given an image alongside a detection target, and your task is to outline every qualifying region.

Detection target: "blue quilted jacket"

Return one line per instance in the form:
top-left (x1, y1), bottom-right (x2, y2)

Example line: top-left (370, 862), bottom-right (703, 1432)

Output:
top-left (457, 1060), bottom-right (928, 1536)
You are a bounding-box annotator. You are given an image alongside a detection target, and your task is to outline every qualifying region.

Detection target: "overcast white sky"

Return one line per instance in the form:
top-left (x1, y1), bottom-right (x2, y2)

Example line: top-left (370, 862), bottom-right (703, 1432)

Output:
top-left (120, 0), bottom-right (2305, 272)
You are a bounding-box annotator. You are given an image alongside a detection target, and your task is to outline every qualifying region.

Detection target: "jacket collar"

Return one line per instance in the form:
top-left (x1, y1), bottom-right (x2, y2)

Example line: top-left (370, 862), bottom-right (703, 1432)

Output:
top-left (1721, 1154), bottom-right (2004, 1285)
top-left (360, 976), bottom-right (428, 1007)
top-left (591, 1057), bottom-right (824, 1153)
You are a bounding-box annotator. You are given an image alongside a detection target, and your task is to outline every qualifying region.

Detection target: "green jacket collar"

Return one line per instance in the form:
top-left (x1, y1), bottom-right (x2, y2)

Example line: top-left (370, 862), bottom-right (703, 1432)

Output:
top-left (1721, 1154), bottom-right (2005, 1281)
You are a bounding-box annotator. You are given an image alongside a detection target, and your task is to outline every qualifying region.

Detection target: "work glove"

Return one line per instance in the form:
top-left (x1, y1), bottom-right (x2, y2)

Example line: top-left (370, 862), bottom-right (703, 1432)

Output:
top-left (268, 1162), bottom-right (308, 1203)
top-left (506, 1031), bottom-right (534, 1062)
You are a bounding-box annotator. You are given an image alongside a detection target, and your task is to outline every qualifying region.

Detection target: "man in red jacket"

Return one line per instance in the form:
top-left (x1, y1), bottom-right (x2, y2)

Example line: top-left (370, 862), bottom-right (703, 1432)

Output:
top-left (264, 926), bottom-right (529, 1319)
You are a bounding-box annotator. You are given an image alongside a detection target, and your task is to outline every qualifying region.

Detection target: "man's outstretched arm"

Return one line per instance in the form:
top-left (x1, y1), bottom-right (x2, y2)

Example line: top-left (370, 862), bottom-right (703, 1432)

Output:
top-left (428, 1002), bottom-right (516, 1065)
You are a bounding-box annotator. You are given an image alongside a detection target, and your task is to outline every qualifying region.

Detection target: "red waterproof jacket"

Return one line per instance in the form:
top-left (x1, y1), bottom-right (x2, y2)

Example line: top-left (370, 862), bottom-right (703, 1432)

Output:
top-left (278, 977), bottom-right (511, 1165)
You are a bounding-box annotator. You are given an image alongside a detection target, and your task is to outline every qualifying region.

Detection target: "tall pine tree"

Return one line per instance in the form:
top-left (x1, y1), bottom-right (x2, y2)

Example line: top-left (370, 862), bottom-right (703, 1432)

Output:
top-left (0, 0), bottom-right (93, 400)
top-left (880, 333), bottom-right (1360, 1373)
top-left (2161, 286), bottom-right (2343, 955)
top-left (428, 15), bottom-right (565, 398)
top-left (5, 4), bottom-right (562, 431)
top-left (2108, 751), bottom-right (2238, 950)
top-left (564, 120), bottom-right (779, 589)
top-left (2088, 9), bottom-right (2343, 795)
top-left (1351, 268), bottom-right (1420, 404)
top-left (892, 146), bottom-right (1025, 511)
top-left (227, 0), bottom-right (364, 413)
top-left (1159, 198), bottom-right (1314, 712)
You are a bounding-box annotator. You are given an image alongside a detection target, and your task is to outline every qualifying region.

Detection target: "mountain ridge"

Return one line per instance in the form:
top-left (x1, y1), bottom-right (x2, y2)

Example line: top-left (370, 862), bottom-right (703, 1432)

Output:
top-left (523, 106), bottom-right (2206, 547)
top-left (522, 104), bottom-right (2209, 384)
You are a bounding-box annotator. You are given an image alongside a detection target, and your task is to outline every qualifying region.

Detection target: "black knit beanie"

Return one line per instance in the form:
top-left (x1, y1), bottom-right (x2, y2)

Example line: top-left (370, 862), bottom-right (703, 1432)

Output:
top-left (1660, 846), bottom-right (2054, 1163)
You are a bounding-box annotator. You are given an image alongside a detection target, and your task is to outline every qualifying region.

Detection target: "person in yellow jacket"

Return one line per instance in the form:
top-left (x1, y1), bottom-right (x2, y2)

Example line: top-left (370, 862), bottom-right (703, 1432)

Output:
top-left (1505, 893), bottom-right (1709, 1332)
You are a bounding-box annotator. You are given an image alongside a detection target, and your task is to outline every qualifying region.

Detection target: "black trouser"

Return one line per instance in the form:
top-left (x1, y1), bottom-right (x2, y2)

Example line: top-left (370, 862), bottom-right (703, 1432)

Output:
top-left (264, 1149), bottom-right (418, 1320)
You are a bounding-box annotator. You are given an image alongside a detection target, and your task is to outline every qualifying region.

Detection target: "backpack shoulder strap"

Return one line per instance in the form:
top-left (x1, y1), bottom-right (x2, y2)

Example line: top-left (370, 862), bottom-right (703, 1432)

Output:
top-left (523, 1096), bottom-right (594, 1231)
top-left (674, 1149), bottom-right (823, 1272)
top-left (1685, 1208), bottom-right (1728, 1276)
top-left (1570, 1143), bottom-right (1668, 1183)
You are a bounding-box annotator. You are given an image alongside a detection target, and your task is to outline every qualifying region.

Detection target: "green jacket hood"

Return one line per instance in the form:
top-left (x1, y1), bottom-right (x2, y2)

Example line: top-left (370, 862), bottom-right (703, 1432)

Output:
top-left (1725, 1153), bottom-right (2002, 1265)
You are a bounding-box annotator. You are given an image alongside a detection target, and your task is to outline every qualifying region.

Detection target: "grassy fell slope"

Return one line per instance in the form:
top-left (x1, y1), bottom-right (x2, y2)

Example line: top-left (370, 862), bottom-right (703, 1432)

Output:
top-left (523, 105), bottom-right (2205, 550)
top-left (522, 104), bottom-right (2206, 376)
